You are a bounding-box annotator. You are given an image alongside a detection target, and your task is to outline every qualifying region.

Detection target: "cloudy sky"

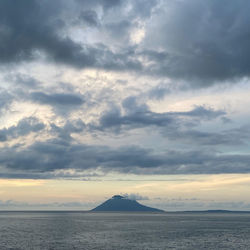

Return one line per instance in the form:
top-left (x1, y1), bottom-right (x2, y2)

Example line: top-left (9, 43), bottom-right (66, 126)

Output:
top-left (1, 0), bottom-right (250, 211)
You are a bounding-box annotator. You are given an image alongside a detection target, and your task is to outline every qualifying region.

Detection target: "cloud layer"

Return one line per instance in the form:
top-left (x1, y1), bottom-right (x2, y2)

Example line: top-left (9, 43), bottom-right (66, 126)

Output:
top-left (1, 0), bottom-right (250, 179)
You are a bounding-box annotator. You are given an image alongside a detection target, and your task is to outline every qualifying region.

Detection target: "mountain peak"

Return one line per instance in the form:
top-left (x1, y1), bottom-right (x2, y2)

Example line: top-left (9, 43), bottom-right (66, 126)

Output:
top-left (91, 195), bottom-right (164, 212)
top-left (112, 195), bottom-right (125, 199)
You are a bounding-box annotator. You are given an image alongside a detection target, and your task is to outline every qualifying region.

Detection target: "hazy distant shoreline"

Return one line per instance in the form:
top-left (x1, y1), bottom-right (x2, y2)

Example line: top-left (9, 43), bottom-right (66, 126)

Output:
top-left (1, 209), bottom-right (250, 213)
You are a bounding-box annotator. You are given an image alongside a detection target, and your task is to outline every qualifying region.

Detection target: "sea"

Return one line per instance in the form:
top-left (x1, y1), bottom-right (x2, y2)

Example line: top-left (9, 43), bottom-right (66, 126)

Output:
top-left (0, 211), bottom-right (250, 250)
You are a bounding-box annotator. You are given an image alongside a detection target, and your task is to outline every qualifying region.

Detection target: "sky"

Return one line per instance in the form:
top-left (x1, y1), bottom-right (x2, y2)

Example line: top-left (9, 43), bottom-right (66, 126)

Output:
top-left (1, 0), bottom-right (250, 211)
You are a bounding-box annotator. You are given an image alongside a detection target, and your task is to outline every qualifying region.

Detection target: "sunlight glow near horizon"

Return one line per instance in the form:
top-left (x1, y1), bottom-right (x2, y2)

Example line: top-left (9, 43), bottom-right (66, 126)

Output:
top-left (1, 174), bottom-right (250, 210)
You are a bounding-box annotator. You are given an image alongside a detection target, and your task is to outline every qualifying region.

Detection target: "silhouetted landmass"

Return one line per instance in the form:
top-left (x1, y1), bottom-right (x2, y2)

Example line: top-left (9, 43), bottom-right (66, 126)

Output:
top-left (91, 195), bottom-right (164, 212)
top-left (182, 210), bottom-right (250, 213)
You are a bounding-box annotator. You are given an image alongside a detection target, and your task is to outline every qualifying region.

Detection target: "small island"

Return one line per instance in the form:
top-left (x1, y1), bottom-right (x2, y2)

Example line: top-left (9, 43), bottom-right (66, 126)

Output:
top-left (91, 195), bottom-right (164, 212)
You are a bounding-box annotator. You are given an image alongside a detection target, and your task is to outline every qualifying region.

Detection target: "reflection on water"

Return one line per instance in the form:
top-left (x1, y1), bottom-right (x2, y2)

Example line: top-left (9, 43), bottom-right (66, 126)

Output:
top-left (0, 211), bottom-right (250, 249)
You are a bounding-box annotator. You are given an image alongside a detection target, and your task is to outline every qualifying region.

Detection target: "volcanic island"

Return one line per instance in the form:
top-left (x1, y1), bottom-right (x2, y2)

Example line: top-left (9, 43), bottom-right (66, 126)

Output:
top-left (91, 195), bottom-right (164, 212)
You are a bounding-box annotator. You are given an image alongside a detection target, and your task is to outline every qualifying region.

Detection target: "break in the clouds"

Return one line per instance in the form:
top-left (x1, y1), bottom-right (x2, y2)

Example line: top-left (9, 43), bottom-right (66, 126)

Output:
top-left (1, 0), bottom-right (250, 179)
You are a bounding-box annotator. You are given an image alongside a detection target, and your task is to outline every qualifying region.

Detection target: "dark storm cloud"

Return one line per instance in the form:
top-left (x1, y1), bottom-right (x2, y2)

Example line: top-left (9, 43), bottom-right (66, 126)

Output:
top-left (105, 20), bottom-right (131, 41)
top-left (0, 91), bottom-right (13, 114)
top-left (30, 92), bottom-right (84, 106)
top-left (3, 74), bottom-right (87, 115)
top-left (50, 119), bottom-right (86, 141)
top-left (148, 85), bottom-right (172, 100)
top-left (0, 117), bottom-right (45, 142)
top-left (75, 0), bottom-right (123, 10)
top-left (1, 139), bottom-right (250, 177)
top-left (0, 0), bottom-right (141, 71)
top-left (174, 106), bottom-right (226, 120)
top-left (1, 0), bottom-right (250, 83)
top-left (0, 0), bottom-right (70, 63)
top-left (0, 140), bottom-right (163, 173)
top-left (164, 128), bottom-right (246, 146)
top-left (98, 105), bottom-right (173, 131)
top-left (5, 73), bottom-right (40, 88)
top-left (78, 10), bottom-right (99, 26)
top-left (130, 0), bottom-right (158, 18)
top-left (95, 96), bottom-right (225, 132)
top-left (143, 0), bottom-right (250, 83)
top-left (101, 0), bottom-right (123, 10)
top-left (0, 0), bottom-right (122, 69)
top-left (96, 103), bottom-right (172, 133)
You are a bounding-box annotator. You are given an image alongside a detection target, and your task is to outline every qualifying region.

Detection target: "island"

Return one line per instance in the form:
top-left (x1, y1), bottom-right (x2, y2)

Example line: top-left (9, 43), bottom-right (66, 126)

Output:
top-left (91, 195), bottom-right (164, 212)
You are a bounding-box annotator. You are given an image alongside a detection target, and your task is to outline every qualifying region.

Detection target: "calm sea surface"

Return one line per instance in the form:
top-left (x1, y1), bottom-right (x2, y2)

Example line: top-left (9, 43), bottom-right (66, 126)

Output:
top-left (0, 211), bottom-right (250, 249)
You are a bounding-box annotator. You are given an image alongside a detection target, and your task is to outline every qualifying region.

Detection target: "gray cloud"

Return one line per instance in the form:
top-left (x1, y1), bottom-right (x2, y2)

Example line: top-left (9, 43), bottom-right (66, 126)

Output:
top-left (50, 119), bottom-right (86, 141)
top-left (164, 127), bottom-right (248, 147)
top-left (130, 0), bottom-right (158, 18)
top-left (143, 0), bottom-right (250, 83)
top-left (122, 193), bottom-right (149, 201)
top-left (94, 96), bottom-right (225, 132)
top-left (78, 10), bottom-right (99, 26)
top-left (2, 137), bottom-right (250, 178)
top-left (148, 85), bottom-right (172, 100)
top-left (0, 91), bottom-right (13, 114)
top-left (0, 141), bottom-right (164, 173)
top-left (1, 0), bottom-right (250, 181)
top-left (0, 117), bottom-right (45, 142)
top-left (30, 92), bottom-right (84, 106)
top-left (0, 0), bottom-right (107, 68)
top-left (167, 106), bottom-right (225, 120)
top-left (96, 104), bottom-right (173, 133)
top-left (75, 0), bottom-right (123, 10)
top-left (1, 0), bottom-right (250, 85)
top-left (5, 73), bottom-right (40, 88)
top-left (101, 0), bottom-right (123, 10)
top-left (0, 0), bottom-right (142, 71)
top-left (105, 20), bottom-right (131, 42)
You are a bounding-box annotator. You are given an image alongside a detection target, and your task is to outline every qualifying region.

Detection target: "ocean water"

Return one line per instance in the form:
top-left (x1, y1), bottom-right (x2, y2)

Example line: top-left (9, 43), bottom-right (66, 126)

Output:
top-left (0, 212), bottom-right (250, 249)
